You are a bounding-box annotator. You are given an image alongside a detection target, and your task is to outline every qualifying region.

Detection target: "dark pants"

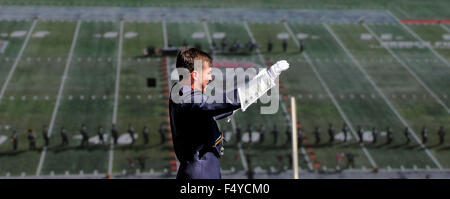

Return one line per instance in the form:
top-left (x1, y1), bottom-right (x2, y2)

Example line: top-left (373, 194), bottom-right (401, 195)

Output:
top-left (29, 142), bottom-right (36, 150)
top-left (62, 137), bottom-right (69, 146)
top-left (386, 138), bottom-right (392, 145)
top-left (99, 135), bottom-right (104, 144)
top-left (144, 135), bottom-right (149, 144)
top-left (129, 133), bottom-right (135, 145)
top-left (113, 136), bottom-right (118, 145)
top-left (81, 138), bottom-right (89, 146)
top-left (346, 161), bottom-right (355, 169)
top-left (285, 135), bottom-right (290, 145)
top-left (13, 142), bottom-right (18, 151)
top-left (176, 152), bottom-right (221, 179)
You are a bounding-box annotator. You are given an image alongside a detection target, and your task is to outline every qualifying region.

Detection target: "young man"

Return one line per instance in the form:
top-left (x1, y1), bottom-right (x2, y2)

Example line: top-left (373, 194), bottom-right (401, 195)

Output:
top-left (80, 124), bottom-right (89, 147)
top-left (314, 126), bottom-right (321, 145)
top-left (386, 127), bottom-right (393, 145)
top-left (247, 124), bottom-right (253, 143)
top-left (98, 126), bottom-right (105, 145)
top-left (342, 123), bottom-right (348, 143)
top-left (111, 124), bottom-right (119, 145)
top-left (371, 127), bottom-right (378, 144)
top-left (127, 123), bottom-right (135, 146)
top-left (297, 127), bottom-right (303, 148)
top-left (259, 124), bottom-right (266, 144)
top-left (27, 129), bottom-right (36, 150)
top-left (60, 127), bottom-right (69, 146)
top-left (328, 123), bottom-right (335, 144)
top-left (404, 127), bottom-right (411, 145)
top-left (42, 125), bottom-right (50, 147)
top-left (11, 129), bottom-right (18, 151)
top-left (284, 128), bottom-right (291, 145)
top-left (282, 39), bottom-right (287, 52)
top-left (357, 125), bottom-right (363, 143)
top-left (438, 126), bottom-right (445, 145)
top-left (421, 126), bottom-right (428, 144)
top-left (267, 39), bottom-right (273, 53)
top-left (169, 48), bottom-right (289, 179)
top-left (142, 126), bottom-right (150, 145)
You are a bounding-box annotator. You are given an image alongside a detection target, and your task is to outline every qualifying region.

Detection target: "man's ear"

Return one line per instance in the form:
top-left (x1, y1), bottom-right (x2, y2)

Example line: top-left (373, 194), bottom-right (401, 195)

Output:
top-left (191, 71), bottom-right (198, 81)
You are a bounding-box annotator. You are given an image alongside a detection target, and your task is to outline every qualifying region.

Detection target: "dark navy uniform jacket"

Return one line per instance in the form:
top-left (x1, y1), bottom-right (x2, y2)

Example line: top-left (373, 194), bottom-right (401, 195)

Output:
top-left (169, 82), bottom-right (240, 179)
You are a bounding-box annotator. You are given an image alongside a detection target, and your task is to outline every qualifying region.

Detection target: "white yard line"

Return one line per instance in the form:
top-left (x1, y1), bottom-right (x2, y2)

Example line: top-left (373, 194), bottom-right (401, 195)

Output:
top-left (202, 21), bottom-right (214, 52)
top-left (440, 24), bottom-right (450, 32)
top-left (108, 20), bottom-right (124, 175)
top-left (112, 20), bottom-right (124, 125)
top-left (242, 22), bottom-right (265, 66)
top-left (245, 22), bottom-right (314, 170)
top-left (202, 21), bottom-right (213, 46)
top-left (35, 20), bottom-right (82, 176)
top-left (162, 20), bottom-right (168, 48)
top-left (387, 10), bottom-right (449, 68)
top-left (363, 23), bottom-right (449, 114)
top-left (283, 22), bottom-right (378, 169)
top-left (231, 118), bottom-right (249, 171)
top-left (323, 23), bottom-right (443, 169)
top-left (203, 21), bottom-right (248, 171)
top-left (0, 19), bottom-right (37, 103)
top-left (243, 22), bottom-right (290, 122)
top-left (393, 6), bottom-right (411, 19)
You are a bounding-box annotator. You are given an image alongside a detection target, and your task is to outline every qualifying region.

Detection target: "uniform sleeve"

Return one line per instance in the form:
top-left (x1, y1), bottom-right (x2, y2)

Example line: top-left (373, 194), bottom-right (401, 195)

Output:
top-left (213, 110), bottom-right (235, 121)
top-left (213, 89), bottom-right (241, 120)
top-left (189, 89), bottom-right (241, 118)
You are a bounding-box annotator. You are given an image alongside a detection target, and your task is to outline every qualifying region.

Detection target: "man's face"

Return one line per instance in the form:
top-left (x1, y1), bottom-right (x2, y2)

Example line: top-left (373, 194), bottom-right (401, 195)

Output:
top-left (200, 61), bottom-right (212, 92)
top-left (190, 59), bottom-right (212, 92)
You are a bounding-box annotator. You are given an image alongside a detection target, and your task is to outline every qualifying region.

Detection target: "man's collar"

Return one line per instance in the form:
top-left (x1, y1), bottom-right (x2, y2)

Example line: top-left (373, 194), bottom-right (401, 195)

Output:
top-left (178, 82), bottom-right (202, 95)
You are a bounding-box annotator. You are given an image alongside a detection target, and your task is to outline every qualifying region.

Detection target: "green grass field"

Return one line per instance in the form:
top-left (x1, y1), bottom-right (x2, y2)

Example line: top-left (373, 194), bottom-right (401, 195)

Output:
top-left (0, 0), bottom-right (449, 19)
top-left (0, 1), bottom-right (449, 177)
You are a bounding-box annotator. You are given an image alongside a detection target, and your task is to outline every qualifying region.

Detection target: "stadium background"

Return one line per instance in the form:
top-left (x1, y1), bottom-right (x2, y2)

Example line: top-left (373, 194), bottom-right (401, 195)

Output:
top-left (0, 0), bottom-right (449, 178)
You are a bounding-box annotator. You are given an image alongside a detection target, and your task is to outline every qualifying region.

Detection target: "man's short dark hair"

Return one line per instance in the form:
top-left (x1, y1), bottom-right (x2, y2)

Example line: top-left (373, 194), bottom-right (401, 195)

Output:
top-left (176, 48), bottom-right (212, 74)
